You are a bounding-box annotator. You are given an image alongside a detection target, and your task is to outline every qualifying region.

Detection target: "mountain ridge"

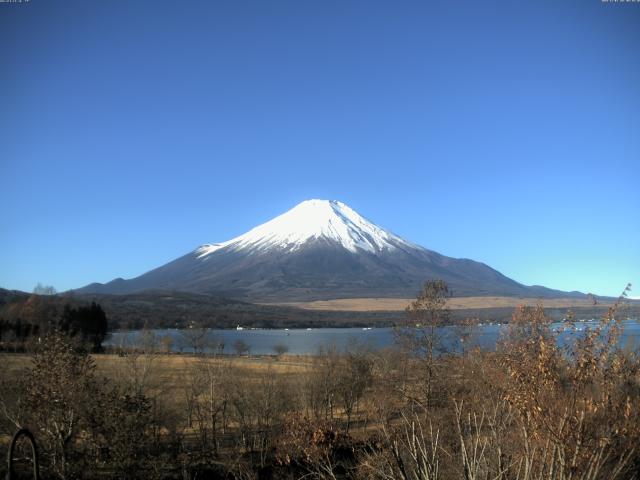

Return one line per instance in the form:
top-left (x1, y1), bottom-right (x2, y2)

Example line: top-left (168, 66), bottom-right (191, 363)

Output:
top-left (76, 199), bottom-right (585, 301)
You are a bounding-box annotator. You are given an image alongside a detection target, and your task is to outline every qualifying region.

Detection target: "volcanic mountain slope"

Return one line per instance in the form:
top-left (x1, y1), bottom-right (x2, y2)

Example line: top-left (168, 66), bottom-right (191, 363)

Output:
top-left (77, 199), bottom-right (583, 301)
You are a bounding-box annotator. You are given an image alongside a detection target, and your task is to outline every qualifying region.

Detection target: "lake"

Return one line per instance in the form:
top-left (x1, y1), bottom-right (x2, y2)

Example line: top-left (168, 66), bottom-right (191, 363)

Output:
top-left (105, 319), bottom-right (640, 355)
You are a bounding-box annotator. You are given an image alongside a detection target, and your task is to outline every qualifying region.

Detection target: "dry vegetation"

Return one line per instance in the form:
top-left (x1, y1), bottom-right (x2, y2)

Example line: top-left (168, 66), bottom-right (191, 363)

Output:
top-left (270, 296), bottom-right (622, 312)
top-left (1, 282), bottom-right (639, 479)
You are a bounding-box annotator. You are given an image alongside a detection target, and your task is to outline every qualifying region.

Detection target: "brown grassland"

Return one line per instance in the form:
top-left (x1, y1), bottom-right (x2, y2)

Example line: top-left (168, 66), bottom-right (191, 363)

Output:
top-left (1, 352), bottom-right (315, 392)
top-left (268, 296), bottom-right (619, 312)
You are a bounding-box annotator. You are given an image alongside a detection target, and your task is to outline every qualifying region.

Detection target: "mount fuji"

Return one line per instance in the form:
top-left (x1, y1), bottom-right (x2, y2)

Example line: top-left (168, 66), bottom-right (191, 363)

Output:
top-left (77, 199), bottom-right (581, 301)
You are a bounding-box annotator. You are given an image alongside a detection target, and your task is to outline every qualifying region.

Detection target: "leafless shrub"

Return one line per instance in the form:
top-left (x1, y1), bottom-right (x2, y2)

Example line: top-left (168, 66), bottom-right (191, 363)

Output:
top-left (498, 284), bottom-right (640, 479)
top-left (360, 410), bottom-right (442, 480)
top-left (276, 414), bottom-right (350, 480)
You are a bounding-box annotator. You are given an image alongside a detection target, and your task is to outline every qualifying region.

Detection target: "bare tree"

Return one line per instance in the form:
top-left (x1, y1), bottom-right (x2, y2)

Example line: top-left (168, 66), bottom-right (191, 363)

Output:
top-left (233, 339), bottom-right (250, 357)
top-left (400, 280), bottom-right (450, 410)
top-left (452, 317), bottom-right (480, 357)
top-left (159, 335), bottom-right (174, 354)
top-left (227, 366), bottom-right (295, 466)
top-left (336, 346), bottom-right (373, 433)
top-left (33, 283), bottom-right (57, 295)
top-left (117, 329), bottom-right (160, 397)
top-left (304, 344), bottom-right (340, 421)
top-left (272, 343), bottom-right (289, 357)
top-left (186, 355), bottom-right (232, 455)
top-left (181, 322), bottom-right (212, 355)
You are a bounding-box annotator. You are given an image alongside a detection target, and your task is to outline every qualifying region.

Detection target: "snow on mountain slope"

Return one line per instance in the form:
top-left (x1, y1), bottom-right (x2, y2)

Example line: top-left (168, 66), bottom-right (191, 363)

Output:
top-left (195, 199), bottom-right (417, 257)
top-left (76, 199), bottom-right (584, 301)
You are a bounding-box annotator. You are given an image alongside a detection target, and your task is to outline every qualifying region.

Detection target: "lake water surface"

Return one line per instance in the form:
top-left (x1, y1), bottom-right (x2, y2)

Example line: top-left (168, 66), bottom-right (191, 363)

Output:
top-left (106, 319), bottom-right (640, 355)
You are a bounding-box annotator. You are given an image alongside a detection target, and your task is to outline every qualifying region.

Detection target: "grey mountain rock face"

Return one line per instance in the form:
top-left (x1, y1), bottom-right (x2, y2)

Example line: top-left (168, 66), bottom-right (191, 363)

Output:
top-left (77, 200), bottom-right (582, 301)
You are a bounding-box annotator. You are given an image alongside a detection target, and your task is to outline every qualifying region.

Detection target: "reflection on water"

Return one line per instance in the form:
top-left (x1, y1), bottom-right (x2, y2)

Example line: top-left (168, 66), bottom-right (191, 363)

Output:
top-left (105, 319), bottom-right (640, 355)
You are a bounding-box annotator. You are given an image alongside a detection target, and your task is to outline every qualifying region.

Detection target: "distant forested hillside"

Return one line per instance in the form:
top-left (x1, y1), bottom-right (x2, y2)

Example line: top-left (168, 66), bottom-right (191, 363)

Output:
top-left (0, 289), bottom-right (108, 351)
top-left (72, 290), bottom-right (403, 329)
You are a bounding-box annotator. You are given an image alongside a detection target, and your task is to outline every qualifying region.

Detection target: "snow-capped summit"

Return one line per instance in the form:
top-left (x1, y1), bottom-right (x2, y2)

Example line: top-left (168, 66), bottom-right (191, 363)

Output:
top-left (196, 199), bottom-right (415, 257)
top-left (77, 199), bottom-right (581, 302)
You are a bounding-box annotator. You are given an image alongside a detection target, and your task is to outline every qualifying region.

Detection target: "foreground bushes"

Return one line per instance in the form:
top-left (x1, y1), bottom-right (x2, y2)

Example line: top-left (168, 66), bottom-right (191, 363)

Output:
top-left (1, 290), bottom-right (639, 479)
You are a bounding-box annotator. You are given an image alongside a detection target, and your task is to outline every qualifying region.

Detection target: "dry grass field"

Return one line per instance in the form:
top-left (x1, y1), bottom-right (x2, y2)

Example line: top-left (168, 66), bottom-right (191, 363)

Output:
top-left (268, 295), bottom-right (616, 311)
top-left (1, 352), bottom-right (314, 386)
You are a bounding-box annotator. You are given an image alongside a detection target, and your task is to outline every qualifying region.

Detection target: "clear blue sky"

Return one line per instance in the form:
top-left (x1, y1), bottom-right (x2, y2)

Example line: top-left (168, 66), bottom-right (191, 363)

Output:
top-left (1, 0), bottom-right (638, 297)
